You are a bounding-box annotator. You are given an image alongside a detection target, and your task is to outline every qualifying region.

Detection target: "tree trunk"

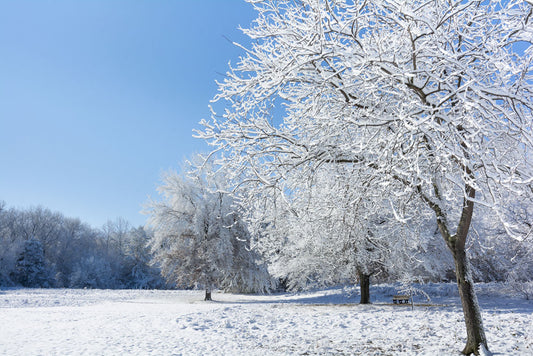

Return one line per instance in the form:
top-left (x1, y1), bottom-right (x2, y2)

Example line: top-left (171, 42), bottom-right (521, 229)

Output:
top-left (358, 271), bottom-right (370, 304)
top-left (204, 289), bottom-right (212, 301)
top-left (453, 248), bottom-right (488, 355)
top-left (434, 183), bottom-right (488, 355)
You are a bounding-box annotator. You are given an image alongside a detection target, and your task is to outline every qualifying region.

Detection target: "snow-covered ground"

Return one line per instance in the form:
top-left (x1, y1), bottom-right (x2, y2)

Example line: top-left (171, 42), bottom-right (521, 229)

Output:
top-left (0, 284), bottom-right (531, 355)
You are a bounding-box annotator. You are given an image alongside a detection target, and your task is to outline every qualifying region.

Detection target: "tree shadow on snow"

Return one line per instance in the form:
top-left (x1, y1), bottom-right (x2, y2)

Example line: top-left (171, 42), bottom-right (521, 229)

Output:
top-left (207, 289), bottom-right (533, 315)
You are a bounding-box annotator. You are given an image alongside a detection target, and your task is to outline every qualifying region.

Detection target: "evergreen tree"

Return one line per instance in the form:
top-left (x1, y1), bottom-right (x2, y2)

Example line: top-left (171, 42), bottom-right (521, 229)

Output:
top-left (12, 239), bottom-right (48, 287)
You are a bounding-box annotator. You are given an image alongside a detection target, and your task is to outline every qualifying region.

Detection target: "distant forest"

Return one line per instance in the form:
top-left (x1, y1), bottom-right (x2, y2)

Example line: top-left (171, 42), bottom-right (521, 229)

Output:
top-left (0, 201), bottom-right (164, 289)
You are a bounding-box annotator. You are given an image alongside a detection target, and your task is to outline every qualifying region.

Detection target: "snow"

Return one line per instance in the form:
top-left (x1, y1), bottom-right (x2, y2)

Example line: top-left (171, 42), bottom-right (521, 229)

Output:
top-left (0, 284), bottom-right (531, 355)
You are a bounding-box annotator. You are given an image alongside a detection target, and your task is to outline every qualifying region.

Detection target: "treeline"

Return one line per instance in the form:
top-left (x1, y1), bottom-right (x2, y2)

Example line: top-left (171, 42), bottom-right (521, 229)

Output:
top-left (0, 201), bottom-right (164, 289)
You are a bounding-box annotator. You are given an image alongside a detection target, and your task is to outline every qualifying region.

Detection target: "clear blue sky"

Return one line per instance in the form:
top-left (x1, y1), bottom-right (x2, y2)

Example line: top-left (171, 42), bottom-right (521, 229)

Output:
top-left (0, 1), bottom-right (256, 228)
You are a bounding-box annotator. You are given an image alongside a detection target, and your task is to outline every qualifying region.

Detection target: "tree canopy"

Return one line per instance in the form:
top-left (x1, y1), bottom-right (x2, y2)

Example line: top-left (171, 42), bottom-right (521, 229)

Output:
top-left (198, 1), bottom-right (533, 353)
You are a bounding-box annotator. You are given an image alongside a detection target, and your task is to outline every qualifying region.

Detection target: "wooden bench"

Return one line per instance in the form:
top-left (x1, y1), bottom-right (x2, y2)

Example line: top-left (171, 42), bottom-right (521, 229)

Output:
top-left (392, 295), bottom-right (410, 304)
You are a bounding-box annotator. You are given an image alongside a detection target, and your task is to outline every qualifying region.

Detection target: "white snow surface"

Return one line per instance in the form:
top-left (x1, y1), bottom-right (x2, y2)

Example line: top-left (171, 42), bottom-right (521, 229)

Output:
top-left (0, 284), bottom-right (531, 355)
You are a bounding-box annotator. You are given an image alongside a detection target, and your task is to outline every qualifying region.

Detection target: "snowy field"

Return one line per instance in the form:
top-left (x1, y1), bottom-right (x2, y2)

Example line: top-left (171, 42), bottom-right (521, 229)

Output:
top-left (0, 284), bottom-right (531, 355)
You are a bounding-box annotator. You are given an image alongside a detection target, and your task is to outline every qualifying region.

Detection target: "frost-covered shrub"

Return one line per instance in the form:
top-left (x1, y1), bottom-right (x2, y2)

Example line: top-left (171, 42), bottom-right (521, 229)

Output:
top-left (507, 269), bottom-right (533, 300)
top-left (69, 256), bottom-right (115, 289)
top-left (512, 282), bottom-right (533, 300)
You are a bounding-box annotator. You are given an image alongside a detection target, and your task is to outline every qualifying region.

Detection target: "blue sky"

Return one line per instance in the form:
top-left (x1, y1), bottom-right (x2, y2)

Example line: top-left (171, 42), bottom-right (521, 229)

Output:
top-left (0, 1), bottom-right (256, 228)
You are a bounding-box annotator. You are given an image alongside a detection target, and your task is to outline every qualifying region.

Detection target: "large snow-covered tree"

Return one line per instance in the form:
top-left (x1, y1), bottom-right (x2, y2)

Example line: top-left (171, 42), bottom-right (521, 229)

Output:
top-left (198, 0), bottom-right (533, 354)
top-left (146, 167), bottom-right (274, 300)
top-left (251, 165), bottom-right (421, 303)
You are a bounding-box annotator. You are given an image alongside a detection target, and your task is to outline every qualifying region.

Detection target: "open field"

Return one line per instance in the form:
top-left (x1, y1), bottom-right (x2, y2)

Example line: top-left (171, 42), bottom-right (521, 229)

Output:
top-left (0, 284), bottom-right (531, 355)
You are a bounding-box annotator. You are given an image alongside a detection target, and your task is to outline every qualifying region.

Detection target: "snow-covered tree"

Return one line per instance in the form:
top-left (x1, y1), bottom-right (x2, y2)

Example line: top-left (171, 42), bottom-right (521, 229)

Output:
top-left (0, 203), bottom-right (147, 289)
top-left (198, 1), bottom-right (533, 353)
top-left (506, 237), bottom-right (533, 299)
top-left (146, 166), bottom-right (274, 300)
top-left (123, 227), bottom-right (165, 289)
top-left (0, 205), bottom-right (20, 286)
top-left (471, 191), bottom-right (533, 297)
top-left (69, 255), bottom-right (115, 289)
top-left (12, 238), bottom-right (48, 287)
top-left (252, 165), bottom-right (420, 303)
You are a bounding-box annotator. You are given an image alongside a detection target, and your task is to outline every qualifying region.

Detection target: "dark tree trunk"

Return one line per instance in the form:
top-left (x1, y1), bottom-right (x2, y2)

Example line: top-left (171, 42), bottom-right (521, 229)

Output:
top-left (204, 289), bottom-right (212, 301)
top-left (453, 248), bottom-right (488, 355)
top-left (358, 271), bottom-right (370, 304)
top-left (433, 183), bottom-right (488, 355)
